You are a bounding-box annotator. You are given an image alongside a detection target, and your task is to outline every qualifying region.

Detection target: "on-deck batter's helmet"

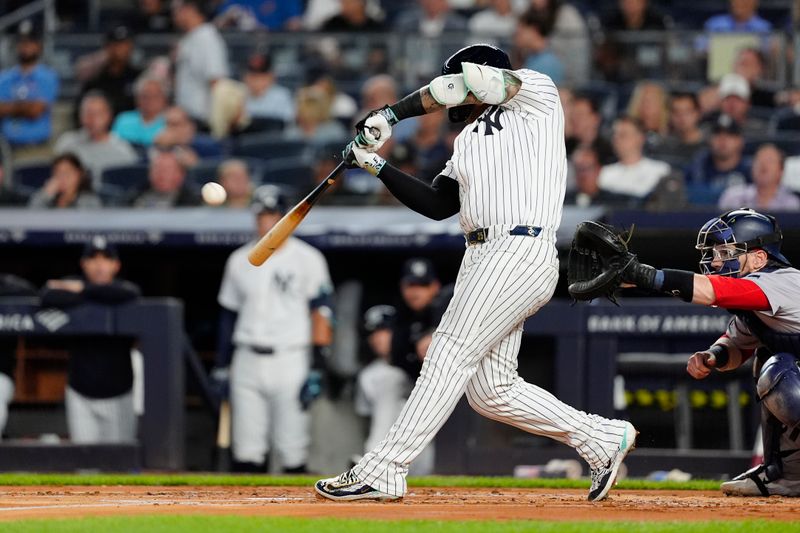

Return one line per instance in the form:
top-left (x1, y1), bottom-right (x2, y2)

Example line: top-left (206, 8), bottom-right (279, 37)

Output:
top-left (441, 43), bottom-right (511, 123)
top-left (251, 184), bottom-right (288, 215)
top-left (363, 305), bottom-right (396, 334)
top-left (696, 208), bottom-right (790, 276)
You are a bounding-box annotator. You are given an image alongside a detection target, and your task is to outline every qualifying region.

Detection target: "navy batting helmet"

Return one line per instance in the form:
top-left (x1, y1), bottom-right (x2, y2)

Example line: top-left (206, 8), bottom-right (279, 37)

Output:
top-left (441, 44), bottom-right (511, 123)
top-left (696, 208), bottom-right (790, 276)
top-left (363, 305), bottom-right (396, 334)
top-left (251, 184), bottom-right (288, 215)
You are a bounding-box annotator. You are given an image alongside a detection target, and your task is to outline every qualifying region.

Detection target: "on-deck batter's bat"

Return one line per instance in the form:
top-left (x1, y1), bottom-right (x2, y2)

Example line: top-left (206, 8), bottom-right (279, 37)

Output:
top-left (215, 399), bottom-right (231, 472)
top-left (248, 161), bottom-right (347, 266)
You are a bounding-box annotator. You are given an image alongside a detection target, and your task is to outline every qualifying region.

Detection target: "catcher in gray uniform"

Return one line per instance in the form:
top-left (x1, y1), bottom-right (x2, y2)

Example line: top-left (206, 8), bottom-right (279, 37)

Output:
top-left (569, 208), bottom-right (800, 496)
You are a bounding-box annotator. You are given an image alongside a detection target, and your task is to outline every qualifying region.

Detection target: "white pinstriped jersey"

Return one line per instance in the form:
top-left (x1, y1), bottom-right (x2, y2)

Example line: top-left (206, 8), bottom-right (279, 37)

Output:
top-left (440, 69), bottom-right (567, 235)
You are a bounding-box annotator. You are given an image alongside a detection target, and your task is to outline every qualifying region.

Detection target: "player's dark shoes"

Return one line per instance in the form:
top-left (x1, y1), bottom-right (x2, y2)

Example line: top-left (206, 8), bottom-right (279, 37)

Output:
top-left (721, 464), bottom-right (800, 496)
top-left (588, 421), bottom-right (638, 502)
top-left (315, 469), bottom-right (400, 501)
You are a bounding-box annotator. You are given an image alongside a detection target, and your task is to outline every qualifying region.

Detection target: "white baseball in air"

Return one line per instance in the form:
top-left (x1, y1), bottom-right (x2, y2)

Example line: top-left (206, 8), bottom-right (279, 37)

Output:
top-left (201, 182), bottom-right (227, 206)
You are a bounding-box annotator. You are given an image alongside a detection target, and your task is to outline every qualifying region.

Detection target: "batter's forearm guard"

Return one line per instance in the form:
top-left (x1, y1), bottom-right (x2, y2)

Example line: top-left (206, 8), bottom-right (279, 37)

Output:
top-left (388, 90), bottom-right (426, 123)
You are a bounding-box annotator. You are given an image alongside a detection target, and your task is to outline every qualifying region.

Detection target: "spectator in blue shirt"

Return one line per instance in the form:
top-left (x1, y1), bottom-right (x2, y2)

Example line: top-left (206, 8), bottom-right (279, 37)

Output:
top-left (112, 76), bottom-right (168, 146)
top-left (0, 20), bottom-right (59, 149)
top-left (704, 0), bottom-right (771, 33)
top-left (514, 8), bottom-right (564, 84)
top-left (214, 0), bottom-right (303, 31)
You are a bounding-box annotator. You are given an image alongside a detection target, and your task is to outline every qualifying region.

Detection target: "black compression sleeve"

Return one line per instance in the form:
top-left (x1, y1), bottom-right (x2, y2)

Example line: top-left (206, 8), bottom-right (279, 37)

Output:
top-left (377, 164), bottom-right (460, 221)
top-left (215, 307), bottom-right (238, 368)
top-left (708, 343), bottom-right (730, 368)
top-left (388, 90), bottom-right (426, 122)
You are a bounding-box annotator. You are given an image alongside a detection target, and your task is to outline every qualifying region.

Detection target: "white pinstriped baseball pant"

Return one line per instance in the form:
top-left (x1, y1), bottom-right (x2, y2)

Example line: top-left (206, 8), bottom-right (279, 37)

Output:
top-left (353, 233), bottom-right (628, 497)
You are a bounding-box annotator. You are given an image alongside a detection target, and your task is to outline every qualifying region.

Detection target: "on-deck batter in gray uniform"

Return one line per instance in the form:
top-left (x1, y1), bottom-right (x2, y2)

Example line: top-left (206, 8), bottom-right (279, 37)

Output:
top-left (316, 43), bottom-right (637, 502)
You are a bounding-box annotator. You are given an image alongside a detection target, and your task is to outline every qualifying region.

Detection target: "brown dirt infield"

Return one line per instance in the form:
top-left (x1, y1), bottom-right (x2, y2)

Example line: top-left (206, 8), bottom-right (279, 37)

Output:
top-left (0, 486), bottom-right (798, 522)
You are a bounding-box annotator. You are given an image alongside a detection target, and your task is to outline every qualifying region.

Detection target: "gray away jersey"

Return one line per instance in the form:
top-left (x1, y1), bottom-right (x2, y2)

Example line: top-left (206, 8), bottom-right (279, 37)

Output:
top-left (721, 268), bottom-right (800, 367)
top-left (439, 68), bottom-right (567, 237)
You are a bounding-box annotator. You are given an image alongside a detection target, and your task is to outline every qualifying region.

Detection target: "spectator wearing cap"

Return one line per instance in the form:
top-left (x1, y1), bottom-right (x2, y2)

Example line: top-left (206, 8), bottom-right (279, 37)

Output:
top-left (354, 305), bottom-right (409, 458)
top-left (214, 0), bottom-right (303, 30)
top-left (40, 237), bottom-right (142, 444)
top-left (321, 0), bottom-right (384, 32)
top-left (212, 184), bottom-right (333, 472)
top-left (217, 159), bottom-right (254, 208)
top-left (0, 20), bottom-right (59, 156)
top-left (718, 144), bottom-right (800, 211)
top-left (598, 116), bottom-right (671, 199)
top-left (77, 25), bottom-right (142, 120)
top-left (703, 73), bottom-right (765, 136)
top-left (514, 8), bottom-right (564, 84)
top-left (243, 53), bottom-right (295, 127)
top-left (54, 91), bottom-right (139, 183)
top-left (29, 153), bottom-right (102, 209)
top-left (111, 76), bottom-right (169, 146)
top-left (129, 149), bottom-right (202, 208)
top-left (173, 0), bottom-right (230, 127)
top-left (686, 114), bottom-right (752, 202)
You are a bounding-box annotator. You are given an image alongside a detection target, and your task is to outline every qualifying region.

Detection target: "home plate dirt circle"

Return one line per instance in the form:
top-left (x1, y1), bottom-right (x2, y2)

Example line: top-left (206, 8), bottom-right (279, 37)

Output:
top-left (0, 486), bottom-right (797, 522)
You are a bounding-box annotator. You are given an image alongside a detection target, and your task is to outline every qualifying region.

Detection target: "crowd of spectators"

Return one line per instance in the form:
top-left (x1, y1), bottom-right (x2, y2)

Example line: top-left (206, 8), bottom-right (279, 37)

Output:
top-left (0, 0), bottom-right (799, 211)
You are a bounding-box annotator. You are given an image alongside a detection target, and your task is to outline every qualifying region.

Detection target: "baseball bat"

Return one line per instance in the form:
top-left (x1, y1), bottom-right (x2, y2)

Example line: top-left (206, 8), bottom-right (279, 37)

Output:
top-left (248, 161), bottom-right (347, 266)
top-left (215, 399), bottom-right (231, 472)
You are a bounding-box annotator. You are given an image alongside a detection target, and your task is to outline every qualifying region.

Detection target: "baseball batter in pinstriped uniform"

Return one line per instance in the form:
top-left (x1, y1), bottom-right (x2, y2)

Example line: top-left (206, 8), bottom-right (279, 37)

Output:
top-left (316, 44), bottom-right (637, 502)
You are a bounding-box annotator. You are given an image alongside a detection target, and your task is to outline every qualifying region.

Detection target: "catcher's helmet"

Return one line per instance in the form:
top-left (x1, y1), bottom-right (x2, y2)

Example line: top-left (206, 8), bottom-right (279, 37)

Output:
top-left (441, 43), bottom-right (511, 123)
top-left (696, 208), bottom-right (790, 276)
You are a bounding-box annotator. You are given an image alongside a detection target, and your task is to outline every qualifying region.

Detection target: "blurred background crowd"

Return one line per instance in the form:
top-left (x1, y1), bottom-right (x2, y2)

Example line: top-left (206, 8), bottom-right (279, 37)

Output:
top-left (0, 0), bottom-right (797, 474)
top-left (0, 0), bottom-right (799, 212)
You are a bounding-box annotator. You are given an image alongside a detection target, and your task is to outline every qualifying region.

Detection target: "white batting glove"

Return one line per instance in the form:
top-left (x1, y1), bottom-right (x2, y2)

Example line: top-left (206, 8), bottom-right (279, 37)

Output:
top-left (355, 112), bottom-right (393, 153)
top-left (343, 141), bottom-right (386, 176)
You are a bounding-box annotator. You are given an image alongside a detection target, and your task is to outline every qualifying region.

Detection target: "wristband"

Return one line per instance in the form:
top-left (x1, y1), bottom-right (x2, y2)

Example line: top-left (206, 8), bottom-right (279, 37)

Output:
top-left (659, 269), bottom-right (695, 302)
top-left (708, 343), bottom-right (729, 369)
top-left (312, 345), bottom-right (331, 370)
top-left (388, 91), bottom-right (425, 123)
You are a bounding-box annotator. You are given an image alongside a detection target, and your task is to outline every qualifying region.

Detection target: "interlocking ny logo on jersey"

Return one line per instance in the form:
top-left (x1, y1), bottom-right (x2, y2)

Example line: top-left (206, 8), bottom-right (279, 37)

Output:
top-left (472, 106), bottom-right (504, 136)
top-left (274, 272), bottom-right (294, 293)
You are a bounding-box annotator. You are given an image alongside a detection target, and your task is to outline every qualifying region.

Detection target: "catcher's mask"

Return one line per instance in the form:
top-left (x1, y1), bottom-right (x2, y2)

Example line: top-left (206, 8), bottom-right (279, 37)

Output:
top-left (441, 43), bottom-right (511, 123)
top-left (696, 208), bottom-right (789, 277)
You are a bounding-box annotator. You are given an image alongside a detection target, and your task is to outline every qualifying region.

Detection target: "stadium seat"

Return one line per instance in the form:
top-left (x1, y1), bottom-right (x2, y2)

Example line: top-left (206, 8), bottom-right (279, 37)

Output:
top-left (231, 134), bottom-right (309, 161)
top-left (246, 117), bottom-right (286, 134)
top-left (100, 164), bottom-right (150, 203)
top-left (744, 135), bottom-right (800, 157)
top-left (262, 158), bottom-right (314, 189)
top-left (12, 162), bottom-right (51, 196)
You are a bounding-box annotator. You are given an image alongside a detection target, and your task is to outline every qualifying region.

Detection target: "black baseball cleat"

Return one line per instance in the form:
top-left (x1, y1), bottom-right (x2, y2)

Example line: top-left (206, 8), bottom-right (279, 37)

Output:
top-left (588, 421), bottom-right (638, 502)
top-left (315, 468), bottom-right (400, 501)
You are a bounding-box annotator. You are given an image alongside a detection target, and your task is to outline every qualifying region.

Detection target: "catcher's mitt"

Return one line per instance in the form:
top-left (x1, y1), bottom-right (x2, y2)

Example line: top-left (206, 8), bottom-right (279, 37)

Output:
top-left (567, 221), bottom-right (635, 303)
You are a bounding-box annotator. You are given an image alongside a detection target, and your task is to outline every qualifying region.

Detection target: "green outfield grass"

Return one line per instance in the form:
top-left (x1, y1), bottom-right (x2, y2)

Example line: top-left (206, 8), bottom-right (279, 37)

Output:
top-left (0, 473), bottom-right (722, 491)
top-left (1, 517), bottom-right (796, 533)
